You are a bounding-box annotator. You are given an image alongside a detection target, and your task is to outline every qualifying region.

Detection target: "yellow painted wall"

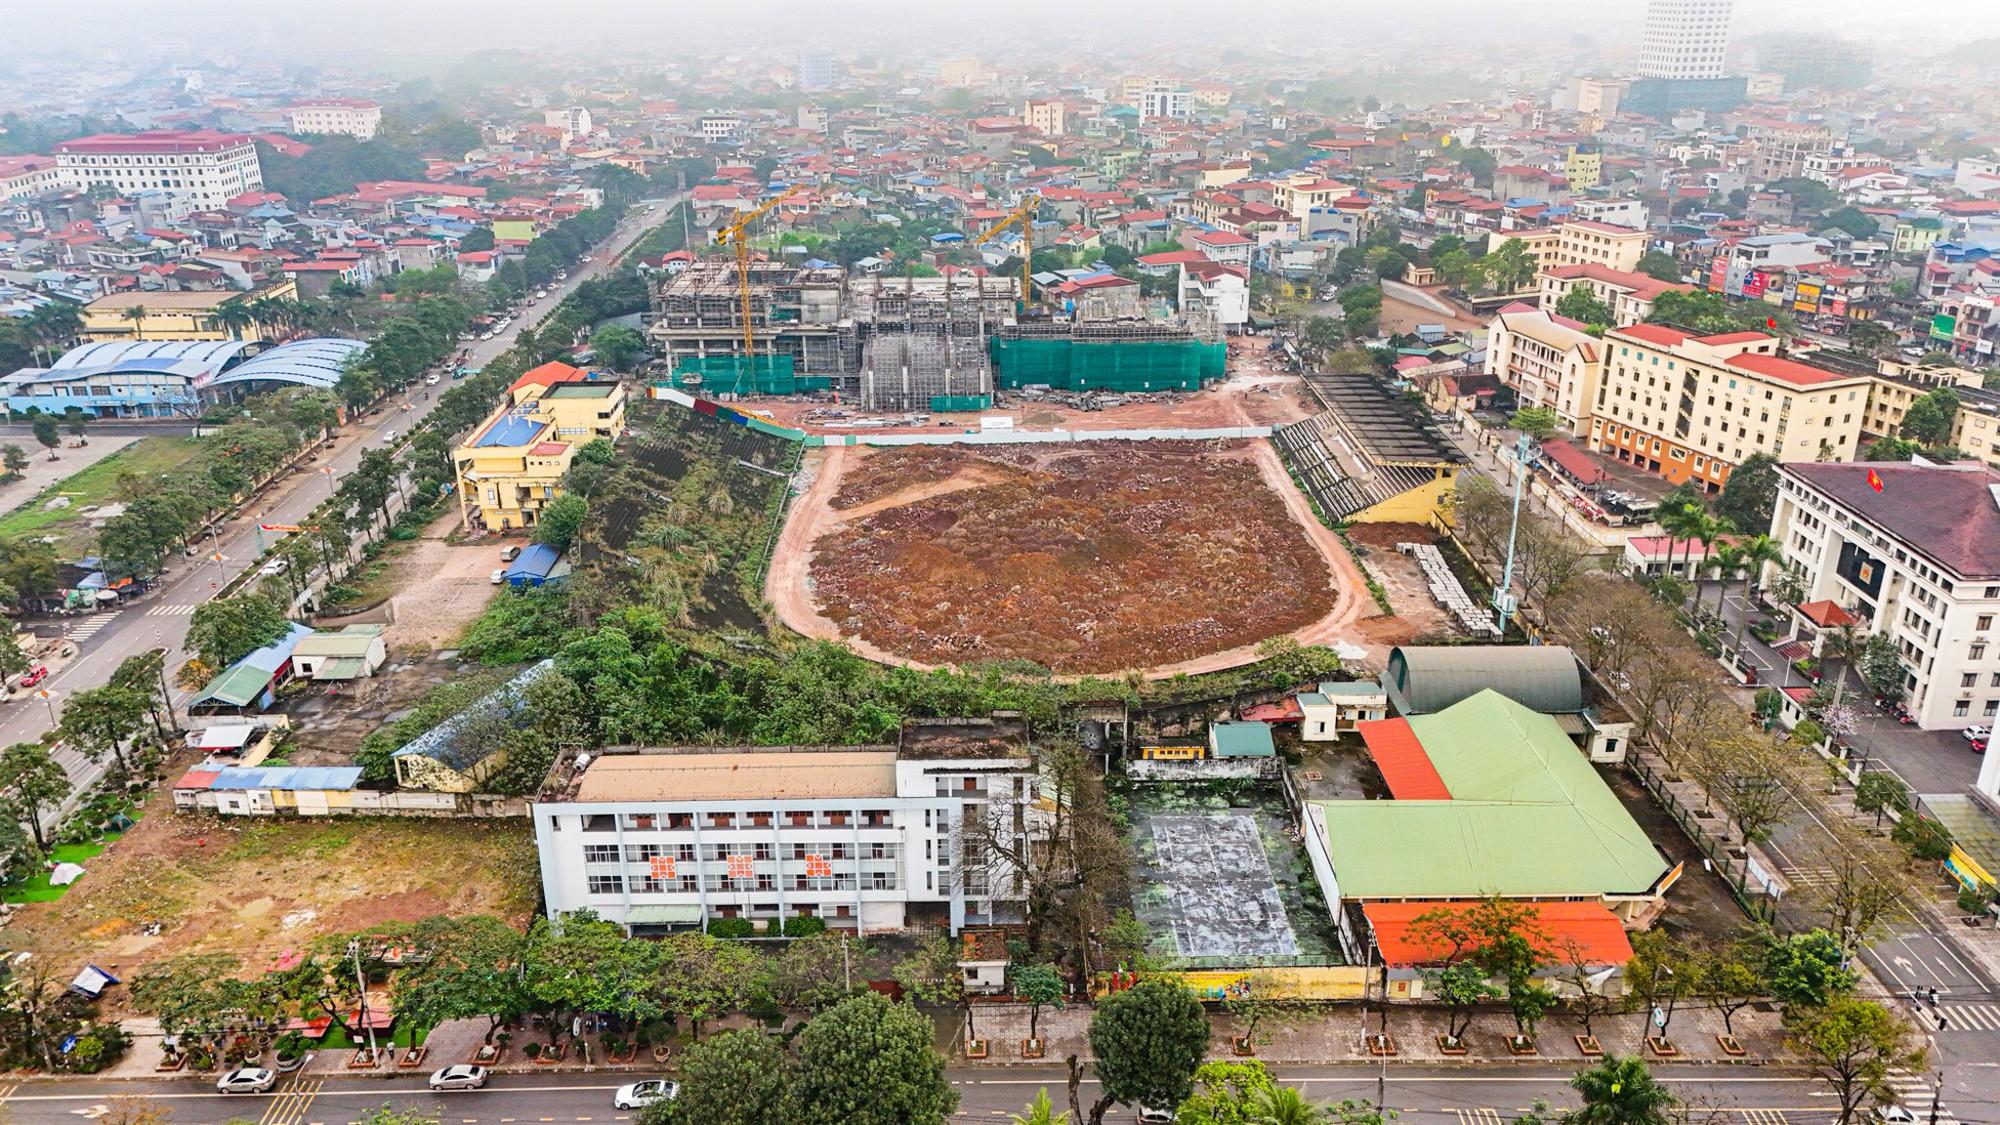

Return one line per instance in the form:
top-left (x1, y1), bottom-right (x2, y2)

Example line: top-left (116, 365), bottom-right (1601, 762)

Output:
top-left (492, 219), bottom-right (538, 243)
top-left (1353, 470), bottom-right (1456, 525)
top-left (1098, 966), bottom-right (1371, 1001)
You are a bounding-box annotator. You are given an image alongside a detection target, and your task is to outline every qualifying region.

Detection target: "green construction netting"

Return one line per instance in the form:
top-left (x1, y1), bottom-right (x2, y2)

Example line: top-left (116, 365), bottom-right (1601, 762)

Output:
top-left (989, 337), bottom-right (1227, 392)
top-left (929, 394), bottom-right (993, 413)
top-left (674, 355), bottom-right (831, 395)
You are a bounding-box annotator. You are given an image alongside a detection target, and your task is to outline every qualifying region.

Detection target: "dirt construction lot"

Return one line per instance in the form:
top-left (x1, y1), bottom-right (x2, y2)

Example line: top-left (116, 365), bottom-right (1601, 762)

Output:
top-left (1, 780), bottom-right (538, 1008)
top-left (375, 509), bottom-right (508, 651)
top-left (777, 440), bottom-right (1373, 676)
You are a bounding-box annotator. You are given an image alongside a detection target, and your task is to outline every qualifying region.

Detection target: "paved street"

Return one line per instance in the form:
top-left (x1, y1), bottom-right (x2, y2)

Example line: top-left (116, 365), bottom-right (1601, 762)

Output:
top-left (7, 200), bottom-right (667, 814)
top-left (0, 1065), bottom-right (1865, 1125)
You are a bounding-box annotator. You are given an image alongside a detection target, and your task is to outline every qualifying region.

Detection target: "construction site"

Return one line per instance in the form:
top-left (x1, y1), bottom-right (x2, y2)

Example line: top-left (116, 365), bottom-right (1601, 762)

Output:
top-left (644, 260), bottom-right (1227, 413)
top-left (781, 441), bottom-right (1350, 676)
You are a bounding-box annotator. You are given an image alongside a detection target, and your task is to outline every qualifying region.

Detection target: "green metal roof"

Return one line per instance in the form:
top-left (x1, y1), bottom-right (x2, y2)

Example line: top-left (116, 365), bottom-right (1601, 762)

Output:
top-left (1311, 691), bottom-right (1666, 898)
top-left (1210, 721), bottom-right (1275, 758)
top-left (190, 663), bottom-right (276, 708)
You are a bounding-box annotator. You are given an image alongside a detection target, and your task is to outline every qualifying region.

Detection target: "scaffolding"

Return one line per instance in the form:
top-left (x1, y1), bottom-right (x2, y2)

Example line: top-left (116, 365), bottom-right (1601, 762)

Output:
top-left (990, 321), bottom-right (1226, 393)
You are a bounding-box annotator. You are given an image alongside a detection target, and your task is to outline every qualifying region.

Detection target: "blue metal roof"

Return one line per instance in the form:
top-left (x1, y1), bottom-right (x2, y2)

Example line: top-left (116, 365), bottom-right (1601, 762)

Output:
top-left (504, 543), bottom-right (562, 579)
top-left (244, 622), bottom-right (315, 674)
top-left (208, 338), bottom-right (367, 391)
top-left (475, 412), bottom-right (548, 448)
top-left (52, 338), bottom-right (250, 371)
top-left (209, 766), bottom-right (361, 791)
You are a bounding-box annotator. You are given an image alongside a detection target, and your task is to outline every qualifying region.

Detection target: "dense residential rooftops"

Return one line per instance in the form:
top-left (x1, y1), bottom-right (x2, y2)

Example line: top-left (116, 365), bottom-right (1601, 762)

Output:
top-left (1780, 461), bottom-right (2000, 579)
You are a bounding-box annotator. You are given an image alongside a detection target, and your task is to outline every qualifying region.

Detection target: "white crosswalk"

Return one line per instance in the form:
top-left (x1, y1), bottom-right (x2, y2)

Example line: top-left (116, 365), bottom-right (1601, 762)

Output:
top-left (1454, 1110), bottom-right (1502, 1125)
top-left (1738, 1110), bottom-right (1788, 1125)
top-left (1779, 864), bottom-right (1838, 890)
top-left (63, 611), bottom-right (118, 643)
top-left (1886, 1070), bottom-right (1955, 1125)
top-left (1930, 1001), bottom-right (2000, 1032)
top-left (145, 604), bottom-right (198, 617)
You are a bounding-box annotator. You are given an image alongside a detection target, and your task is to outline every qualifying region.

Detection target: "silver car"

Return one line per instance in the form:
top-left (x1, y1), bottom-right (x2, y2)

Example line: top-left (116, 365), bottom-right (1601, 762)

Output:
top-left (428, 1064), bottom-right (489, 1091)
top-left (216, 1066), bottom-right (277, 1094)
top-left (614, 1079), bottom-right (680, 1109)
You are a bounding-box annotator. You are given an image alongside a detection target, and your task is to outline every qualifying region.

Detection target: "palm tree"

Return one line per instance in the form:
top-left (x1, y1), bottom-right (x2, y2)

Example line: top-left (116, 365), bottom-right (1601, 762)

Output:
top-left (120, 304), bottom-right (148, 341)
top-left (1693, 512), bottom-right (1737, 617)
top-left (1247, 1085), bottom-right (1325, 1125)
top-left (1567, 1055), bottom-right (1676, 1125)
top-left (1730, 534), bottom-right (1783, 655)
top-left (1008, 1089), bottom-right (1070, 1125)
top-left (1655, 500), bottom-right (1703, 601)
top-left (247, 296), bottom-right (284, 339)
top-left (210, 299), bottom-right (255, 341)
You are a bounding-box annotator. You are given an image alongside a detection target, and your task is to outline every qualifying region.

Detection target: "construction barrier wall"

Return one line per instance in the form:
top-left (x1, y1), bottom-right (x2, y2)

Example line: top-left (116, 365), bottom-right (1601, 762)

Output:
top-left (929, 394), bottom-right (993, 413)
top-left (672, 355), bottom-right (832, 396)
top-left (990, 337), bottom-right (1227, 393)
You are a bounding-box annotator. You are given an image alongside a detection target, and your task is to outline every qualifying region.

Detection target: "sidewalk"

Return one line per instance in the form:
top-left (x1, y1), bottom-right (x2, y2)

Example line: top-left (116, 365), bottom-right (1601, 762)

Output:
top-left (959, 1002), bottom-right (1796, 1067)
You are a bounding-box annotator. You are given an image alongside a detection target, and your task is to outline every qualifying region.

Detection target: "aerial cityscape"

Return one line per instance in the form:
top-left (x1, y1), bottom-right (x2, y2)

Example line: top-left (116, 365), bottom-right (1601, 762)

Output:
top-left (4, 1), bottom-right (2000, 1123)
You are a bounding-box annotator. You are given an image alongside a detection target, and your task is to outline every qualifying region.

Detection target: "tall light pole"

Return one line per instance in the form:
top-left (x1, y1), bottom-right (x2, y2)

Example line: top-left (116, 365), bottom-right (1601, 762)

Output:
top-left (349, 939), bottom-right (379, 1062)
top-left (1492, 433), bottom-right (1533, 634)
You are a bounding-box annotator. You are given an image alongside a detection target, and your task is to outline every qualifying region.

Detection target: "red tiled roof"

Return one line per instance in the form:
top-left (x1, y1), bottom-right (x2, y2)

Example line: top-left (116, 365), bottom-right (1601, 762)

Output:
top-left (1539, 440), bottom-right (1608, 484)
top-left (1724, 351), bottom-right (1849, 387)
top-left (509, 361), bottom-right (586, 393)
top-left (1615, 323), bottom-right (1691, 348)
top-left (530, 441), bottom-right (569, 456)
top-left (1695, 330), bottom-right (1770, 346)
top-left (1796, 599), bottom-right (1860, 628)
top-left (1364, 901), bottom-right (1635, 967)
top-left (1356, 718), bottom-right (1450, 800)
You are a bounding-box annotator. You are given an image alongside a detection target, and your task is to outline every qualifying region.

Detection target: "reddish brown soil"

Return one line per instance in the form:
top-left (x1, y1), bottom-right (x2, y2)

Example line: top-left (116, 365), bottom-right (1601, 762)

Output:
top-left (806, 442), bottom-right (1339, 674)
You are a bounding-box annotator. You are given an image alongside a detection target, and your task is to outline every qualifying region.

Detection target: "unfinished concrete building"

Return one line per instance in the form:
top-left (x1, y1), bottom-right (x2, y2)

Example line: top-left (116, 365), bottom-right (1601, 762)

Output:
top-left (645, 259), bottom-right (1227, 410)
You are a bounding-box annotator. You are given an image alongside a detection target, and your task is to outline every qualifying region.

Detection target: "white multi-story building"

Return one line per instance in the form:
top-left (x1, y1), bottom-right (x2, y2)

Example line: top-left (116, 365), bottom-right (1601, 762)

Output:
top-left (286, 99), bottom-right (383, 140)
top-left (1178, 261), bottom-right (1250, 333)
top-left (699, 115), bottom-right (743, 142)
top-left (1769, 460), bottom-right (2000, 732)
top-left (544, 107), bottom-right (593, 143)
top-left (532, 724), bottom-right (1046, 935)
top-left (1486, 304), bottom-right (1604, 432)
top-left (53, 130), bottom-right (262, 210)
top-left (1134, 80), bottom-right (1190, 120)
top-left (1636, 0), bottom-right (1734, 80)
top-left (0, 154), bottom-right (69, 201)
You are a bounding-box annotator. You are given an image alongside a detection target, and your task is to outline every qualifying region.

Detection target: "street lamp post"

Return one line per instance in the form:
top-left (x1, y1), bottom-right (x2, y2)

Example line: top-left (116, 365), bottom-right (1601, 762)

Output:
top-left (349, 939), bottom-right (379, 1063)
top-left (35, 687), bottom-right (56, 726)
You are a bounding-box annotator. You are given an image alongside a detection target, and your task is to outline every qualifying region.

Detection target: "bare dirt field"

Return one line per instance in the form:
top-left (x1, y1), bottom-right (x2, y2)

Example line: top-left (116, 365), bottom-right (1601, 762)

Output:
top-left (1344, 521), bottom-right (1464, 646)
top-left (2, 779), bottom-right (537, 1004)
top-left (785, 440), bottom-right (1364, 675)
top-left (377, 510), bottom-right (509, 651)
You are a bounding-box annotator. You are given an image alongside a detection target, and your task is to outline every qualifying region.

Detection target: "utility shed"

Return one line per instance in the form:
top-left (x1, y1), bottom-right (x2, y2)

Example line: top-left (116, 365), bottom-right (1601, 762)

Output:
top-left (391, 659), bottom-right (557, 792)
top-left (1208, 720), bottom-right (1276, 758)
top-left (1384, 645), bottom-right (1584, 716)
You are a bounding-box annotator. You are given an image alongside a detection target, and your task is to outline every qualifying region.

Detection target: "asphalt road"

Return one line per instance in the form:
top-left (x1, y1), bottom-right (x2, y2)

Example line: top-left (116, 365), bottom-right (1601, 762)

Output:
top-left (14, 200), bottom-right (668, 812)
top-left (0, 1064), bottom-right (1852, 1125)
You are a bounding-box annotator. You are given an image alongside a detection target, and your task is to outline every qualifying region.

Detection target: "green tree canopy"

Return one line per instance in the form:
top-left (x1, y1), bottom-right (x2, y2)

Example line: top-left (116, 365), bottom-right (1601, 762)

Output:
top-left (1899, 387), bottom-right (1960, 446)
top-left (794, 991), bottom-right (957, 1125)
top-left (643, 1028), bottom-right (799, 1125)
top-left (1635, 252), bottom-right (1682, 283)
top-left (1713, 452), bottom-right (1780, 532)
top-left (1087, 979), bottom-right (1209, 1120)
top-left (186, 595), bottom-right (291, 669)
top-left (1553, 287), bottom-right (1616, 328)
top-left (1566, 1055), bottom-right (1676, 1125)
top-left (1762, 930), bottom-right (1859, 1008)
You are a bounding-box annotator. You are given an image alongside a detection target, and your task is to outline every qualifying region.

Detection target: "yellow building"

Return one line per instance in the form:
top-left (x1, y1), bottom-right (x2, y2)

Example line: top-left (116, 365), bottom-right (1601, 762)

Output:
top-left (453, 362), bottom-right (627, 532)
top-left (1563, 145), bottom-right (1603, 189)
top-left (1590, 325), bottom-right (1872, 492)
top-left (1485, 306), bottom-right (1604, 432)
top-left (1497, 221), bottom-right (1647, 275)
top-left (490, 219), bottom-right (538, 244)
top-left (80, 280), bottom-right (300, 342)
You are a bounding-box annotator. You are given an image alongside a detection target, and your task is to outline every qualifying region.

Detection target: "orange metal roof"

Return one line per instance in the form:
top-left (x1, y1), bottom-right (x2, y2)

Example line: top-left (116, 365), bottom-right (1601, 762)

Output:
top-left (1356, 718), bottom-right (1450, 800)
top-left (1797, 599), bottom-right (1860, 628)
top-left (1363, 900), bottom-right (1635, 966)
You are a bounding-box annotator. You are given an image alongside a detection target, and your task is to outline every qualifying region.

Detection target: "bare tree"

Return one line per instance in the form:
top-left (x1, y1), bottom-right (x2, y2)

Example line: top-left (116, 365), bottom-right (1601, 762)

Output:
top-left (1806, 822), bottom-right (1913, 955)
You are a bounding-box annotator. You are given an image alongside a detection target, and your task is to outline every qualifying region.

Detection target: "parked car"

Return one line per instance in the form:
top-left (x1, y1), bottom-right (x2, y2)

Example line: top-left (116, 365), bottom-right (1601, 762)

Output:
top-left (216, 1067), bottom-right (277, 1094)
top-left (20, 665), bottom-right (49, 688)
top-left (1874, 1105), bottom-right (1918, 1125)
top-left (534, 288), bottom-right (549, 299)
top-left (479, 331), bottom-right (495, 341)
top-left (428, 1064), bottom-right (489, 1091)
top-left (490, 568), bottom-right (506, 585)
top-left (1965, 725), bottom-right (1991, 744)
top-left (613, 1080), bottom-right (680, 1110)
top-left (501, 545), bottom-right (522, 562)
top-left (259, 558), bottom-right (289, 577)
top-left (1137, 1108), bottom-right (1174, 1124)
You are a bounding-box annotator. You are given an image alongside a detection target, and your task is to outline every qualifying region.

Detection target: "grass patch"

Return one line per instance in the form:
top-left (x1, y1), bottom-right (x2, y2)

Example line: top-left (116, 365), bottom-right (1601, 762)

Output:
top-left (1, 824), bottom-right (138, 903)
top-left (0, 436), bottom-right (209, 546)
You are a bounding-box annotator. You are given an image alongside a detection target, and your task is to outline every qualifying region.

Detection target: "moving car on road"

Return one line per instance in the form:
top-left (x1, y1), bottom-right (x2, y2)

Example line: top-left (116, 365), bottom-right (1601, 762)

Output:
top-left (259, 558), bottom-right (289, 577)
top-left (428, 1064), bottom-right (489, 1091)
top-left (216, 1067), bottom-right (277, 1094)
top-left (613, 1080), bottom-right (680, 1109)
top-left (19, 665), bottom-right (49, 688)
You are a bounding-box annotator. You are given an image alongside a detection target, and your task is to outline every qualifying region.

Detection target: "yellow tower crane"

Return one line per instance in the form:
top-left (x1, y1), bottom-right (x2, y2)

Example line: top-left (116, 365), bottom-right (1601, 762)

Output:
top-left (712, 183), bottom-right (804, 357)
top-left (971, 192), bottom-right (1041, 314)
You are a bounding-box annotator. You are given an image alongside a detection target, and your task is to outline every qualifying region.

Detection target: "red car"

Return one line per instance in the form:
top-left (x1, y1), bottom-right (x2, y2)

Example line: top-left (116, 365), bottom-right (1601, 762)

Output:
top-left (19, 665), bottom-right (48, 688)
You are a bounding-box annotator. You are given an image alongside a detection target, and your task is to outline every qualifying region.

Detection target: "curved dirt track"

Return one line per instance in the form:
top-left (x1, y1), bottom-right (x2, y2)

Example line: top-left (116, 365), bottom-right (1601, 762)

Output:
top-left (765, 440), bottom-right (1381, 680)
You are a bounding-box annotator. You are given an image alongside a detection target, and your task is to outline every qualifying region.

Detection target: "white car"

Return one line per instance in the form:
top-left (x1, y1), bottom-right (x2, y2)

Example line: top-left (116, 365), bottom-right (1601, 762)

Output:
top-left (216, 1066), bottom-right (277, 1094)
top-left (425, 374), bottom-right (441, 386)
top-left (1965, 725), bottom-right (1992, 744)
top-left (613, 1080), bottom-right (679, 1110)
top-left (259, 558), bottom-right (289, 577)
top-left (1137, 1108), bottom-right (1174, 1124)
top-left (479, 331), bottom-right (495, 341)
top-left (490, 568), bottom-right (506, 585)
top-left (428, 1064), bottom-right (489, 1091)
top-left (1874, 1106), bottom-right (1918, 1125)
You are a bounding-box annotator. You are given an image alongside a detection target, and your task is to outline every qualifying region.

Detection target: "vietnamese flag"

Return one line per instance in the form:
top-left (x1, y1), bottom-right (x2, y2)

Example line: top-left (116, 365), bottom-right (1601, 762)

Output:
top-left (1866, 467), bottom-right (1884, 493)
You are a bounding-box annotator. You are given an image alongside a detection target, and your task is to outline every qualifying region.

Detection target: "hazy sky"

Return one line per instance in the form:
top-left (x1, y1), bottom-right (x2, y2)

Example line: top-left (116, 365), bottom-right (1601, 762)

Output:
top-left (9, 0), bottom-right (2000, 61)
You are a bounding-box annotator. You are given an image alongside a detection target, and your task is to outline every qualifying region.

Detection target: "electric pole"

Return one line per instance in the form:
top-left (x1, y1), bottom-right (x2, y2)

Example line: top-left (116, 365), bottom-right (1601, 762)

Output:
top-left (1492, 432), bottom-right (1532, 633)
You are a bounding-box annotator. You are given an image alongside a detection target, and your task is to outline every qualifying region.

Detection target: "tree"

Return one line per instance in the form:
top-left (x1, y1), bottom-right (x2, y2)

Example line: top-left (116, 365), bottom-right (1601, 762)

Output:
top-left (534, 493), bottom-right (588, 552)
top-left (1854, 772), bottom-right (1913, 828)
top-left (1510, 406), bottom-right (1560, 439)
top-left (1086, 979), bottom-right (1209, 1124)
top-left (1565, 1055), bottom-right (1676, 1125)
top-left (1635, 252), bottom-right (1682, 284)
top-left (655, 932), bottom-right (761, 1039)
top-left (1696, 731), bottom-right (1803, 859)
top-left (895, 932), bottom-right (973, 1042)
top-left (1823, 207), bottom-right (1879, 240)
top-left (644, 1028), bottom-right (799, 1125)
top-left (769, 931), bottom-right (864, 1012)
top-left (389, 915), bottom-right (530, 1043)
top-left (1761, 929), bottom-right (1858, 1008)
top-left (1014, 962), bottom-right (1065, 1043)
top-left (1479, 237), bottom-right (1538, 293)
top-left (1695, 940), bottom-right (1767, 1037)
top-left (1857, 632), bottom-right (1906, 702)
top-left (57, 682), bottom-right (152, 773)
top-left (0, 740), bottom-right (70, 855)
top-left (129, 952), bottom-right (274, 1045)
top-left (1786, 998), bottom-right (1925, 1125)
top-left (186, 595), bottom-right (291, 669)
top-left (1, 444), bottom-right (27, 479)
top-left (521, 913), bottom-right (663, 1042)
top-left (794, 991), bottom-right (957, 1125)
top-left (1714, 454), bottom-right (1779, 534)
top-left (63, 408), bottom-right (89, 445)
top-left (1247, 1085), bottom-right (1329, 1125)
top-left (30, 413), bottom-right (59, 460)
top-left (590, 324), bottom-right (646, 372)
top-left (1007, 1088), bottom-right (1072, 1125)
top-left (1454, 145), bottom-right (1498, 188)
top-left (1900, 387), bottom-right (1960, 446)
top-left (1554, 287), bottom-right (1616, 328)
top-left (1175, 1060), bottom-right (1278, 1125)
top-left (1623, 930), bottom-right (1696, 1045)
